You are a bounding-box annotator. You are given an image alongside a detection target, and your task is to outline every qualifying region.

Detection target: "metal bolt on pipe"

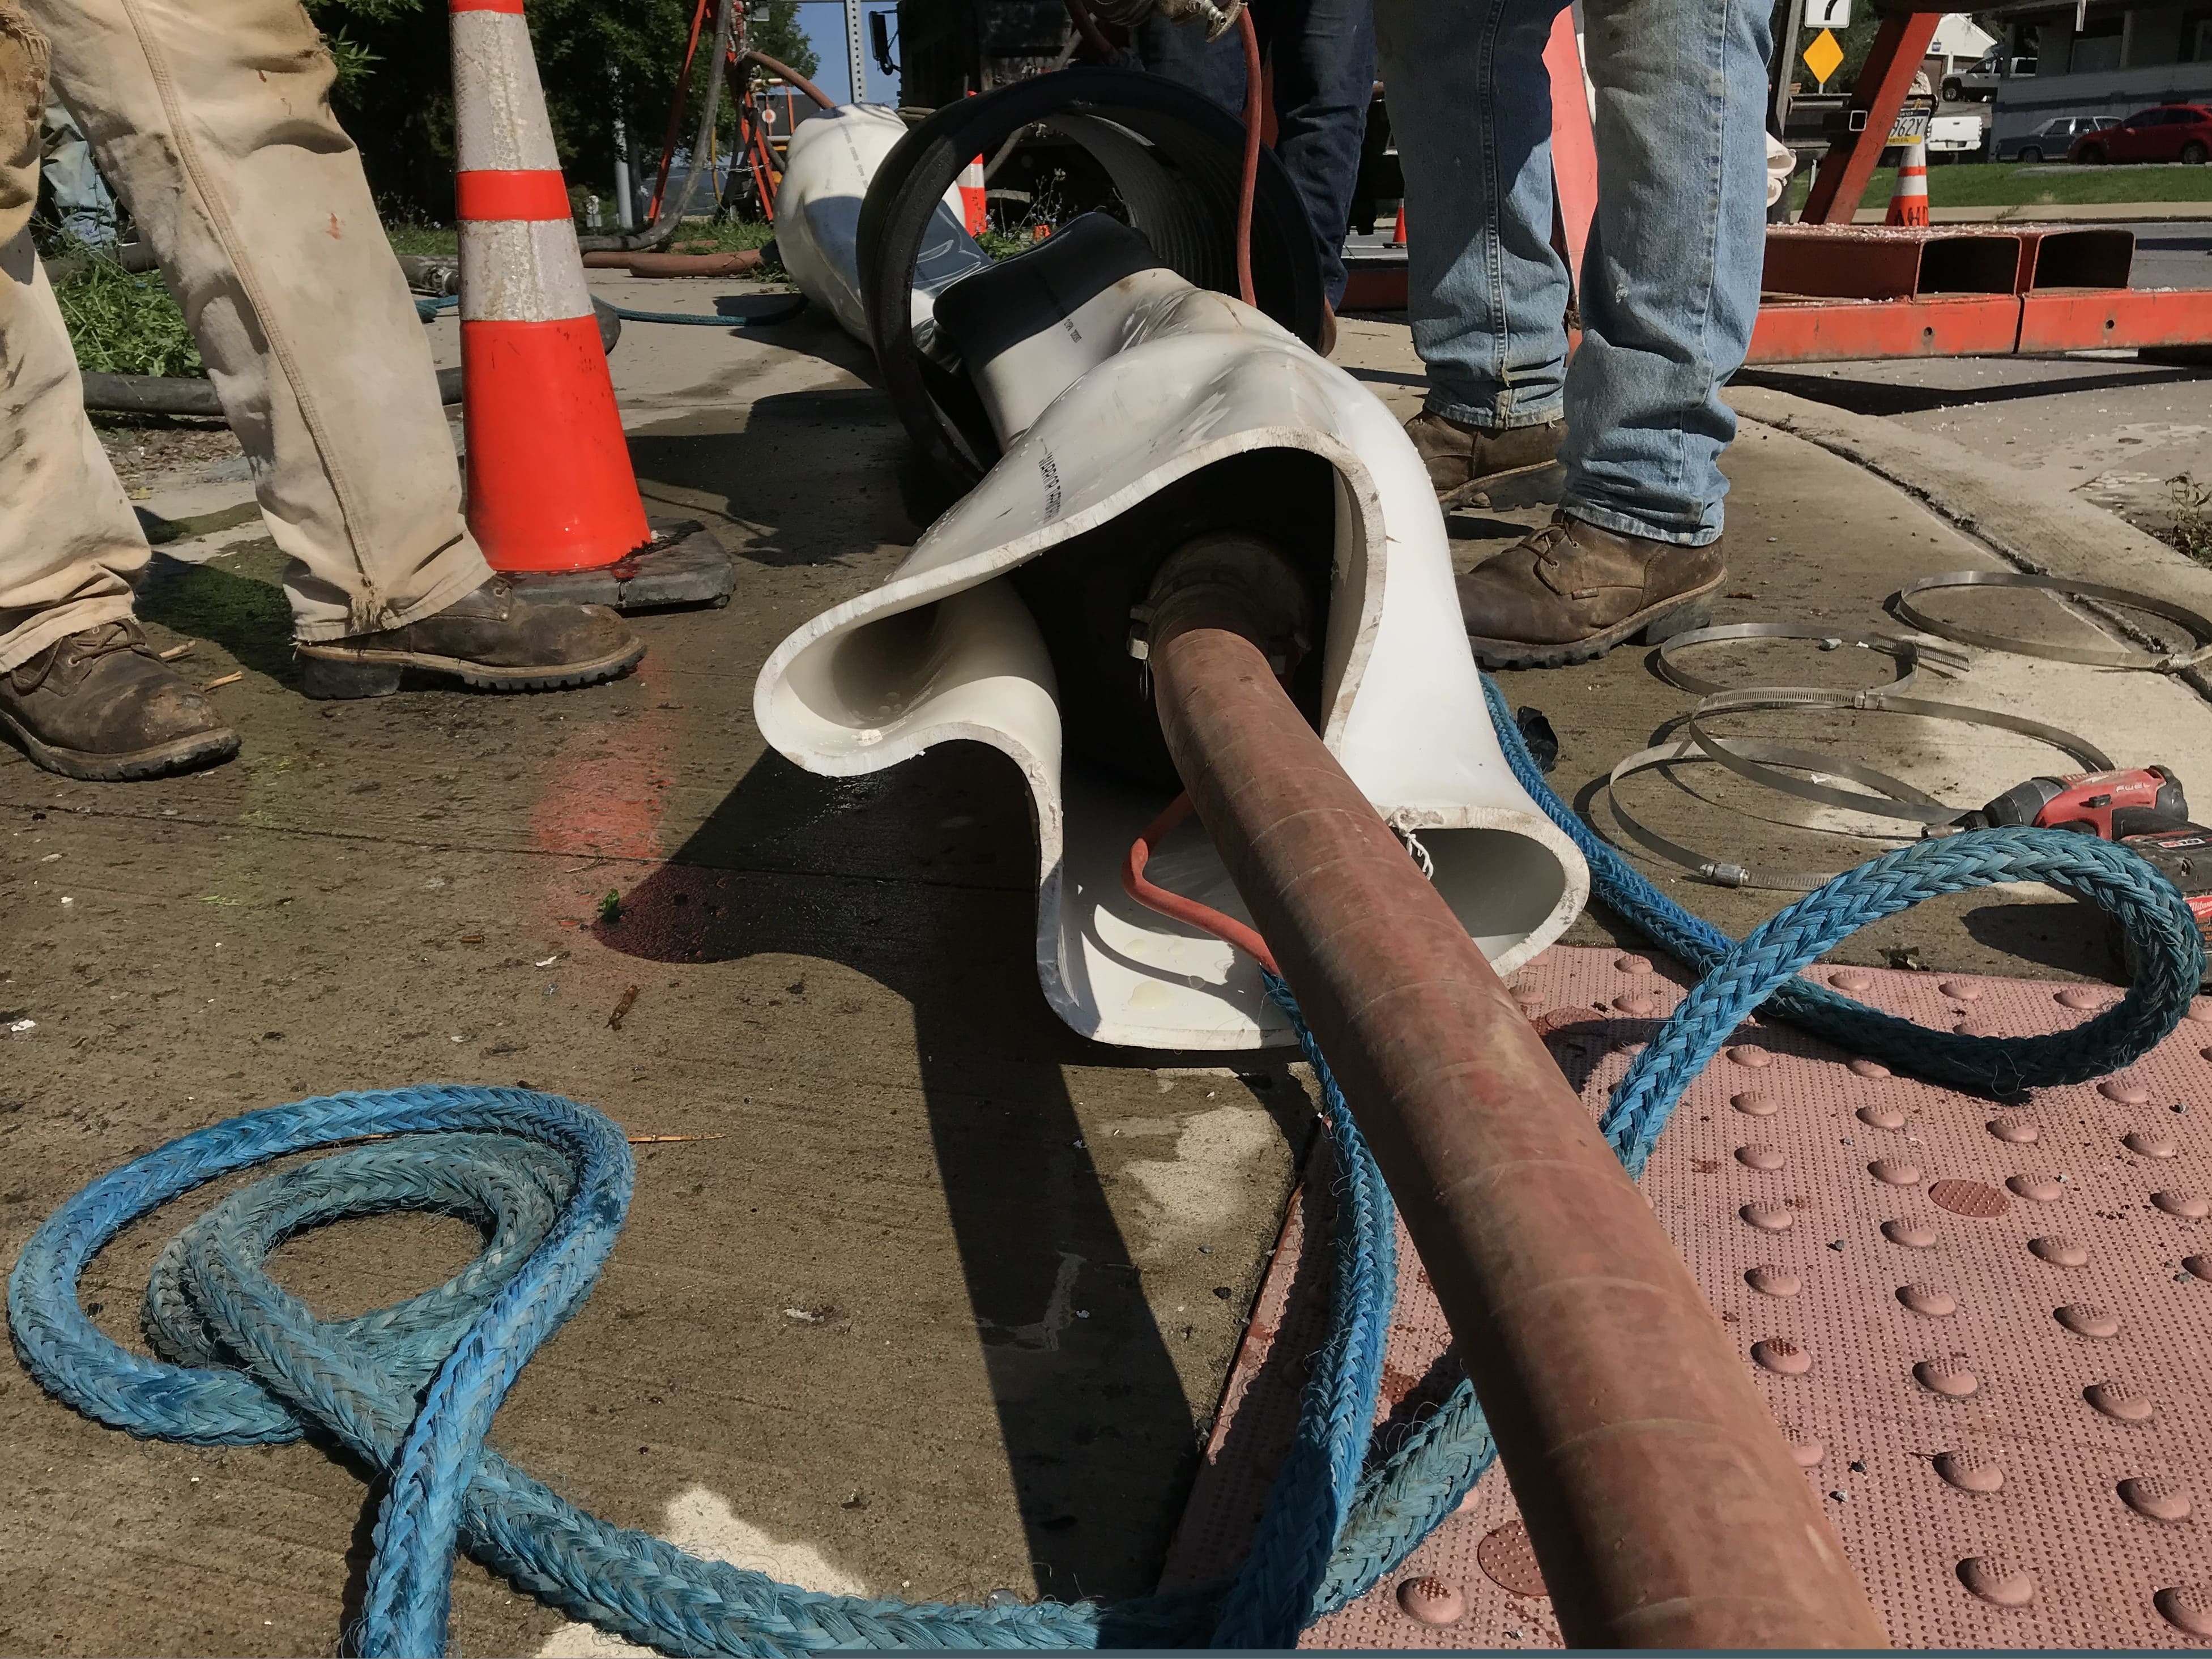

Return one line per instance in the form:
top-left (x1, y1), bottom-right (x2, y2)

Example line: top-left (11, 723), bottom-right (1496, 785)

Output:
top-left (1145, 557), bottom-right (1889, 1649)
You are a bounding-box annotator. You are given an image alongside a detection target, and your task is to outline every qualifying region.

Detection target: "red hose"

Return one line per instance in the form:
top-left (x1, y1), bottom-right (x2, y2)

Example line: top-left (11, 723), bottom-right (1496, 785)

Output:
top-left (1064, 0), bottom-right (1118, 61)
top-left (1121, 793), bottom-right (1281, 975)
top-left (1233, 7), bottom-right (1260, 307)
top-left (1061, 0), bottom-right (1260, 308)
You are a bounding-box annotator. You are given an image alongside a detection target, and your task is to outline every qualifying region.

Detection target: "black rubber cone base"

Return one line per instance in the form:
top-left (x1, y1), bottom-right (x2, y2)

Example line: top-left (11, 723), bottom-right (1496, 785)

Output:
top-left (500, 520), bottom-right (735, 612)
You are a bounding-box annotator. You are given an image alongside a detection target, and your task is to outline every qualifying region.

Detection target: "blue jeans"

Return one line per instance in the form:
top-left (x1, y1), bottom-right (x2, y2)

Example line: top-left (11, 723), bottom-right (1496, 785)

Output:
top-left (1375, 0), bottom-right (1771, 544)
top-left (1135, 0), bottom-right (1375, 308)
top-left (41, 101), bottom-right (116, 244)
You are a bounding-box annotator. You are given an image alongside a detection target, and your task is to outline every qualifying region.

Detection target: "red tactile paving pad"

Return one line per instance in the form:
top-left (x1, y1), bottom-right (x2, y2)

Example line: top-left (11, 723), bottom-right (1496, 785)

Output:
top-left (1159, 946), bottom-right (2212, 1648)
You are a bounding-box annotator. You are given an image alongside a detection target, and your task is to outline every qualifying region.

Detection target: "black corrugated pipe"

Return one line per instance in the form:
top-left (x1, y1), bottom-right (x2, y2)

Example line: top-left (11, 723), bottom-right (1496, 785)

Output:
top-left (78, 302), bottom-right (620, 416)
top-left (853, 67), bottom-right (1325, 488)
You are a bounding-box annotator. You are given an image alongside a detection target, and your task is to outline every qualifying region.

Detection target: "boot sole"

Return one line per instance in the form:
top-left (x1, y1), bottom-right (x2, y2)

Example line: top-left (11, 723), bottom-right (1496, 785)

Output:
top-left (0, 706), bottom-right (240, 782)
top-left (1438, 459), bottom-right (1567, 515)
top-left (295, 639), bottom-right (646, 700)
top-left (1468, 575), bottom-right (1724, 671)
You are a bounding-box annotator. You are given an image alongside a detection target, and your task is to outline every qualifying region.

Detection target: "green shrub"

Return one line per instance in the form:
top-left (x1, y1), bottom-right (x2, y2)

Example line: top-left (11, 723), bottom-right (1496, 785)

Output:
top-left (2167, 474), bottom-right (2212, 565)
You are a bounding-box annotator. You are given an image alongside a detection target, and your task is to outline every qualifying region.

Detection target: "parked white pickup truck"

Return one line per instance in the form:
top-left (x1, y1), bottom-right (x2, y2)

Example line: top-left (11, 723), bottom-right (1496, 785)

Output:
top-left (1927, 112), bottom-right (1987, 156)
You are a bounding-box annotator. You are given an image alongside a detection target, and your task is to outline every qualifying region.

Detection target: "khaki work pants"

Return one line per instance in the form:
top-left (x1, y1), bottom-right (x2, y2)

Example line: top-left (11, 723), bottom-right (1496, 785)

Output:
top-left (0, 0), bottom-right (489, 673)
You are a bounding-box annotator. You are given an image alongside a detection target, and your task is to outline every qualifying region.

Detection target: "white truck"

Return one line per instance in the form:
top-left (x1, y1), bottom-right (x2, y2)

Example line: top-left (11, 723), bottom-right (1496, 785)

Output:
top-left (1927, 111), bottom-right (1987, 157)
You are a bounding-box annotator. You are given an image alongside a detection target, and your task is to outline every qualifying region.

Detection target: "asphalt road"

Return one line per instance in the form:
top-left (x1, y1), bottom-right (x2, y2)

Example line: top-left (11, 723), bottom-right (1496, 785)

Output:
top-left (2127, 219), bottom-right (2212, 288)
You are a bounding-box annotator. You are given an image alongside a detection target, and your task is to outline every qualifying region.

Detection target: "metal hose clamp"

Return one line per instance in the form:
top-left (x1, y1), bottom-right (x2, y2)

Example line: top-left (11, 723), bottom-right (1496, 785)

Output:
top-left (1655, 622), bottom-right (1970, 697)
top-left (1598, 690), bottom-right (2113, 890)
top-left (1683, 687), bottom-right (2112, 826)
top-left (1894, 569), bottom-right (2212, 673)
top-left (1600, 736), bottom-right (1945, 892)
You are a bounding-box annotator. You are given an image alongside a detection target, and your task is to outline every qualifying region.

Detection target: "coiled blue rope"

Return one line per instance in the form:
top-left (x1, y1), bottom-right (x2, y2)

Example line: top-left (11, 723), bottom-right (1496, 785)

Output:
top-left (9, 679), bottom-right (2201, 1654)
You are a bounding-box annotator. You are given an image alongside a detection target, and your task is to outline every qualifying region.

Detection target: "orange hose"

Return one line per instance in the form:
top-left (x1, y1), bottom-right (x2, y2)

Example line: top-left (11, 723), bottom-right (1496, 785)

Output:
top-left (1234, 6), bottom-right (1260, 306)
top-left (1122, 793), bottom-right (1282, 975)
top-left (1058, 0), bottom-right (1259, 307)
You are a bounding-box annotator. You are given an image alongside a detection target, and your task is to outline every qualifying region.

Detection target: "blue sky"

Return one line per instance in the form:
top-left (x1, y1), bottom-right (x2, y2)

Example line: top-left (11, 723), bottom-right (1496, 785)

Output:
top-left (794, 0), bottom-right (905, 104)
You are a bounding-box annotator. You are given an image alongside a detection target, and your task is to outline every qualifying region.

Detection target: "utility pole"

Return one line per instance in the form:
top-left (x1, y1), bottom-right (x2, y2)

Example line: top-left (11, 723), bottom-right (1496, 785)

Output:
top-left (610, 67), bottom-right (634, 230)
top-left (1768, 0), bottom-right (1807, 222)
top-left (845, 0), bottom-right (868, 103)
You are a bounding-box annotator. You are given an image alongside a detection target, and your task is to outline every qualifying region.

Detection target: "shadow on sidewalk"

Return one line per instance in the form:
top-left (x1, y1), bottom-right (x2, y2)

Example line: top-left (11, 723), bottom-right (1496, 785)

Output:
top-left (590, 740), bottom-right (1305, 1602)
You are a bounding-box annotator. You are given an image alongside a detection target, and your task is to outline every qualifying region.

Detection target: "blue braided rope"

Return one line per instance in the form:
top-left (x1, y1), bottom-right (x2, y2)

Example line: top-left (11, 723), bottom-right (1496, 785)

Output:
top-left (1207, 973), bottom-right (1396, 1646)
top-left (9, 681), bottom-right (2200, 1653)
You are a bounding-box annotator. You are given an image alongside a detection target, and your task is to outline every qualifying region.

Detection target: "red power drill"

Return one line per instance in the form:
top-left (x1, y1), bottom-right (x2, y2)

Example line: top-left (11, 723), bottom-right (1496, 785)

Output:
top-left (1957, 766), bottom-right (2212, 980)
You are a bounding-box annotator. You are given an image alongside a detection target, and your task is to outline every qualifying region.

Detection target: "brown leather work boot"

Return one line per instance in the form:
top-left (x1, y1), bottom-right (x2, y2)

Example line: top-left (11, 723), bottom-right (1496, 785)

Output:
top-left (1457, 513), bottom-right (1724, 669)
top-left (1404, 410), bottom-right (1566, 511)
top-left (0, 620), bottom-right (240, 781)
top-left (296, 577), bottom-right (644, 698)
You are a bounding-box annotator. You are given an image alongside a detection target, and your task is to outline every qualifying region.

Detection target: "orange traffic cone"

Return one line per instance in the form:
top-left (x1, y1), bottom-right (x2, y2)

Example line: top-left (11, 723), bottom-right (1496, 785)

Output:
top-left (959, 153), bottom-right (988, 236)
top-left (958, 92), bottom-right (987, 236)
top-left (450, 0), bottom-right (730, 606)
top-left (1392, 201), bottom-right (1408, 245)
top-left (1885, 134), bottom-right (1930, 228)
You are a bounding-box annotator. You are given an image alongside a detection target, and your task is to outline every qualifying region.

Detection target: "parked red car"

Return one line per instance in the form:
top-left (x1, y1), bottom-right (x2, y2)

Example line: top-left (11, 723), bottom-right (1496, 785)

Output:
top-left (2069, 104), bottom-right (2212, 165)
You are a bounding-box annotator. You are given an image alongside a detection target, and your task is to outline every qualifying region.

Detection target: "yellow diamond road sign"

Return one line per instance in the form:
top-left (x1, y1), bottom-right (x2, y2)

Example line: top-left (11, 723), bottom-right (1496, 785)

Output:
top-left (1802, 27), bottom-right (1844, 85)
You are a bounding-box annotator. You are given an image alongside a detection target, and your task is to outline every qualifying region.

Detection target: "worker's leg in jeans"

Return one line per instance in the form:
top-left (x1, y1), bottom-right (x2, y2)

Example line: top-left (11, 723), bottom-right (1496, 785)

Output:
top-left (1134, 0), bottom-right (1375, 310)
top-left (1386, 0), bottom-right (1767, 663)
top-left (1561, 0), bottom-right (1772, 545)
top-left (29, 0), bottom-right (491, 643)
top-left (1373, 0), bottom-right (1574, 499)
top-left (1263, 0), bottom-right (1375, 310)
top-left (0, 0), bottom-right (237, 776)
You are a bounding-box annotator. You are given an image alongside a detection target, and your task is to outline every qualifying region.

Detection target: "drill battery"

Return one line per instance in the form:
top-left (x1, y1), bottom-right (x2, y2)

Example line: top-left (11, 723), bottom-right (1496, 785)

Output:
top-left (2114, 822), bottom-right (2212, 987)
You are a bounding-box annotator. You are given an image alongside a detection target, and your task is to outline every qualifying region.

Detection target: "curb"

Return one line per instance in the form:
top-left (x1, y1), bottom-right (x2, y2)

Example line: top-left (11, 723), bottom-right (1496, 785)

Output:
top-left (1727, 382), bottom-right (2212, 700)
top-left (1848, 202), bottom-right (2212, 223)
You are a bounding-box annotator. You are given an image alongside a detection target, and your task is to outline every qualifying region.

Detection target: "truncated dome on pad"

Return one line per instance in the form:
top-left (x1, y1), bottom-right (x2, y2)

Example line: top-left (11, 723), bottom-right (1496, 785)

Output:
top-left (1161, 949), bottom-right (2212, 1647)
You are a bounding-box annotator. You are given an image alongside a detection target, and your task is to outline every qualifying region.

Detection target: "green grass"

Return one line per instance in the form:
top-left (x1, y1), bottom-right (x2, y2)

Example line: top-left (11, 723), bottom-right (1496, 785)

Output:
top-left (387, 216), bottom-right (782, 257)
top-left (52, 245), bottom-right (203, 378)
top-left (385, 223), bottom-right (460, 255)
top-left (659, 218), bottom-right (778, 253)
top-left (56, 212), bottom-right (786, 379)
top-left (1788, 160), bottom-right (2212, 212)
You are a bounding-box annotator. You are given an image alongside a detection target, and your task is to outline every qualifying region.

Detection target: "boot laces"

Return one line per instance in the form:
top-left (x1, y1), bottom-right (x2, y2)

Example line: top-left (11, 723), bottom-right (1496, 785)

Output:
top-left (1525, 521), bottom-right (1574, 572)
top-left (11, 620), bottom-right (151, 694)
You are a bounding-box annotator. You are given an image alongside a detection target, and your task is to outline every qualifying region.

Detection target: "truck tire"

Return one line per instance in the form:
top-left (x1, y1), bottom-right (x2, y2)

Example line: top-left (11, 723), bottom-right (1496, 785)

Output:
top-left (1941, 77), bottom-right (1963, 101)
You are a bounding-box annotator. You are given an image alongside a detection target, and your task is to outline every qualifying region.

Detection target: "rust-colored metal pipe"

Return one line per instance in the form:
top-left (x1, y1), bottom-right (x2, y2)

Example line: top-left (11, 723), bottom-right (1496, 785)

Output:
top-left (581, 248), bottom-right (765, 277)
top-left (739, 48), bottom-right (834, 112)
top-left (1148, 607), bottom-right (1887, 1648)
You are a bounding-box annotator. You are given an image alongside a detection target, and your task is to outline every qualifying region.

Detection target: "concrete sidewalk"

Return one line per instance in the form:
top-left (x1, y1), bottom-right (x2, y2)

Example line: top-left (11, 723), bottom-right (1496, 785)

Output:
top-left (6, 282), bottom-right (2212, 1654)
top-left (1330, 312), bottom-right (2212, 980)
